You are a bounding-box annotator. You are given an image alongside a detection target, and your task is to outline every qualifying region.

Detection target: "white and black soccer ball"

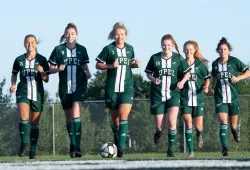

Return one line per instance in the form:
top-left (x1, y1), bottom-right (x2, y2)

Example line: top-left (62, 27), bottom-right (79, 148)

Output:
top-left (100, 142), bottom-right (117, 158)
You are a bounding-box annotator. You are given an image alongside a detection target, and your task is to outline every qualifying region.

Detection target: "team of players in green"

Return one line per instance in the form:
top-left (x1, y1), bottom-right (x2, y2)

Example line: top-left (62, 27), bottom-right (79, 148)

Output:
top-left (10, 22), bottom-right (250, 159)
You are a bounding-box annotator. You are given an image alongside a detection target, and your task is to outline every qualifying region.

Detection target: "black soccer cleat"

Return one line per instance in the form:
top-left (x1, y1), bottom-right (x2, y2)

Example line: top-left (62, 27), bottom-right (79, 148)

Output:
top-left (117, 146), bottom-right (123, 158)
top-left (29, 151), bottom-right (36, 159)
top-left (231, 128), bottom-right (240, 142)
top-left (69, 144), bottom-right (76, 158)
top-left (222, 146), bottom-right (228, 156)
top-left (18, 143), bottom-right (27, 157)
top-left (75, 148), bottom-right (82, 158)
top-left (154, 130), bottom-right (162, 144)
top-left (167, 150), bottom-right (175, 157)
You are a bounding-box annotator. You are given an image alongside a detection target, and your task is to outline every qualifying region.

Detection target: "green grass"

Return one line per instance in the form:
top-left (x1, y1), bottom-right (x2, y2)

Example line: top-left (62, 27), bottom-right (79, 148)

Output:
top-left (0, 152), bottom-right (250, 162)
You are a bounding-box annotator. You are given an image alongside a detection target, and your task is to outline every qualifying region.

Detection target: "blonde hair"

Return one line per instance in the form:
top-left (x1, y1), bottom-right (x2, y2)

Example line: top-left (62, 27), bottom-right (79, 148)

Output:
top-left (161, 34), bottom-right (183, 60)
top-left (183, 40), bottom-right (208, 65)
top-left (24, 34), bottom-right (39, 52)
top-left (60, 23), bottom-right (78, 44)
top-left (108, 21), bottom-right (128, 40)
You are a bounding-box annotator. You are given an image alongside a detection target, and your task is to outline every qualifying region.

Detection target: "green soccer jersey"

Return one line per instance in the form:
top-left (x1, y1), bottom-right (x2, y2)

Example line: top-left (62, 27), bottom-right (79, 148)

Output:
top-left (49, 43), bottom-right (89, 94)
top-left (180, 60), bottom-right (210, 106)
top-left (145, 52), bottom-right (191, 101)
top-left (96, 42), bottom-right (135, 92)
top-left (211, 56), bottom-right (248, 103)
top-left (12, 53), bottom-right (49, 101)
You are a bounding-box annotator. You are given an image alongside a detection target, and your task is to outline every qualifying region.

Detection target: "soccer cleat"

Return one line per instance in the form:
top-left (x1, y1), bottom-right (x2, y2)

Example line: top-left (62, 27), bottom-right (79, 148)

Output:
top-left (29, 151), bottom-right (36, 159)
top-left (69, 144), bottom-right (76, 158)
top-left (231, 128), bottom-right (240, 142)
top-left (187, 152), bottom-right (194, 158)
top-left (167, 150), bottom-right (174, 157)
top-left (117, 146), bottom-right (123, 158)
top-left (197, 136), bottom-right (204, 148)
top-left (18, 143), bottom-right (27, 157)
top-left (154, 130), bottom-right (162, 144)
top-left (75, 148), bottom-right (83, 158)
top-left (222, 147), bottom-right (228, 156)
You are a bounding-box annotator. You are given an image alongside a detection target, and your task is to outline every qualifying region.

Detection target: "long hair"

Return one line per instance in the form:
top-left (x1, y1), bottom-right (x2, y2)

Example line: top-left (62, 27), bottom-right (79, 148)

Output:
top-left (183, 40), bottom-right (208, 65)
top-left (161, 34), bottom-right (182, 60)
top-left (60, 23), bottom-right (78, 44)
top-left (108, 21), bottom-right (127, 40)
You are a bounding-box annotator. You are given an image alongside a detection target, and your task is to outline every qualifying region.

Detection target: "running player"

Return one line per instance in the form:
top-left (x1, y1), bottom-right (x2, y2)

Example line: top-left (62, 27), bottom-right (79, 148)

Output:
top-left (211, 37), bottom-right (250, 156)
top-left (10, 34), bottom-right (49, 159)
top-left (48, 23), bottom-right (91, 158)
top-left (145, 34), bottom-right (191, 157)
top-left (180, 40), bottom-right (210, 157)
top-left (95, 21), bottom-right (140, 157)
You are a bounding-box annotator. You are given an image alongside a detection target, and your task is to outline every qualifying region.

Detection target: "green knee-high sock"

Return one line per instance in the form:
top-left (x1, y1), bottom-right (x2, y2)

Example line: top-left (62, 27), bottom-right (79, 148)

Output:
top-left (66, 122), bottom-right (75, 145)
top-left (30, 124), bottom-right (40, 152)
top-left (111, 124), bottom-right (119, 146)
top-left (185, 128), bottom-right (193, 153)
top-left (19, 120), bottom-right (29, 144)
top-left (73, 117), bottom-right (82, 149)
top-left (118, 120), bottom-right (128, 149)
top-left (196, 128), bottom-right (203, 138)
top-left (168, 129), bottom-right (177, 151)
top-left (220, 124), bottom-right (228, 148)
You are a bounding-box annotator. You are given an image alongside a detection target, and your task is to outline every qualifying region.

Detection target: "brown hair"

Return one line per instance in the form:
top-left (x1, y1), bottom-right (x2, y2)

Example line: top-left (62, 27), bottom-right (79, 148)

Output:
top-left (60, 23), bottom-right (78, 44)
top-left (108, 21), bottom-right (128, 40)
top-left (184, 40), bottom-right (208, 65)
top-left (161, 34), bottom-right (182, 60)
top-left (216, 37), bottom-right (232, 53)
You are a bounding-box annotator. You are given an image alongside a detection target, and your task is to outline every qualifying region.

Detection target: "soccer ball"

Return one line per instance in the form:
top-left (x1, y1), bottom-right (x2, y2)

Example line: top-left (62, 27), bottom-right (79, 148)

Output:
top-left (100, 142), bottom-right (117, 158)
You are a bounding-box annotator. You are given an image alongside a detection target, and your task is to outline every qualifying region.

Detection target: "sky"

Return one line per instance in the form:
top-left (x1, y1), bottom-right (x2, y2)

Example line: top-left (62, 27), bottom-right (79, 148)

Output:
top-left (1, 0), bottom-right (250, 100)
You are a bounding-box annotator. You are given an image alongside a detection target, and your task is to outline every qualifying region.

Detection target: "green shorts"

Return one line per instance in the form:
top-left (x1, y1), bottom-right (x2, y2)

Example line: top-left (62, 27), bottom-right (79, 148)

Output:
top-left (59, 90), bottom-right (85, 110)
top-left (181, 106), bottom-right (204, 118)
top-left (150, 95), bottom-right (180, 115)
top-left (215, 100), bottom-right (240, 116)
top-left (16, 95), bottom-right (44, 112)
top-left (105, 90), bottom-right (134, 110)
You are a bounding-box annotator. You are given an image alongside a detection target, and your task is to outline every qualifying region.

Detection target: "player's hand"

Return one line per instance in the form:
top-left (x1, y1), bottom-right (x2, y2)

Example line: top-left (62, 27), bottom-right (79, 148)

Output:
top-left (86, 71), bottom-right (92, 79)
top-left (59, 64), bottom-right (66, 72)
top-left (210, 88), bottom-right (215, 94)
top-left (153, 78), bottom-right (161, 85)
top-left (37, 65), bottom-right (44, 73)
top-left (177, 81), bottom-right (184, 89)
top-left (131, 59), bottom-right (141, 68)
top-left (10, 85), bottom-right (16, 94)
top-left (231, 76), bottom-right (240, 83)
top-left (112, 59), bottom-right (119, 68)
top-left (203, 86), bottom-right (209, 93)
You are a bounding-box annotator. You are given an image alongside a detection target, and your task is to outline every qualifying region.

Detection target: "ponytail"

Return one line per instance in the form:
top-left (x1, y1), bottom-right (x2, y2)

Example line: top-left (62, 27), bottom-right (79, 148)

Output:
top-left (108, 21), bottom-right (128, 40)
top-left (60, 23), bottom-right (78, 44)
top-left (161, 34), bottom-right (183, 60)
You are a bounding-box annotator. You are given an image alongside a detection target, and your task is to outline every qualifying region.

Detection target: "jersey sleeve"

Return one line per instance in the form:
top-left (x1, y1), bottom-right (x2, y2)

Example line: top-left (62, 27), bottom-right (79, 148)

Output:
top-left (96, 46), bottom-right (109, 63)
top-left (201, 62), bottom-right (211, 79)
top-left (48, 47), bottom-right (59, 66)
top-left (12, 58), bottom-right (20, 75)
top-left (145, 56), bottom-right (154, 74)
top-left (235, 58), bottom-right (248, 73)
top-left (82, 47), bottom-right (90, 64)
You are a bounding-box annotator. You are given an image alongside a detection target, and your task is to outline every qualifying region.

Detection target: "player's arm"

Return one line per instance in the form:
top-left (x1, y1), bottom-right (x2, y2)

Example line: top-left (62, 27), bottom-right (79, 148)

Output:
top-left (146, 73), bottom-right (161, 85)
top-left (96, 59), bottom-right (118, 70)
top-left (203, 78), bottom-right (210, 93)
top-left (130, 59), bottom-right (141, 68)
top-left (10, 73), bottom-right (17, 93)
top-left (210, 76), bottom-right (217, 94)
top-left (37, 65), bottom-right (49, 83)
top-left (177, 71), bottom-right (190, 89)
top-left (231, 69), bottom-right (250, 83)
top-left (82, 63), bottom-right (92, 79)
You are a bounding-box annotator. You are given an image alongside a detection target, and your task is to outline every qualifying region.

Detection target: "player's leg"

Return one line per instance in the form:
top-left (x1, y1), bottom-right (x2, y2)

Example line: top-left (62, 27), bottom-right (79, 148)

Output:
top-left (182, 106), bottom-right (194, 157)
top-left (153, 113), bottom-right (166, 144)
top-left (194, 106), bottom-right (204, 148)
top-left (109, 109), bottom-right (119, 147)
top-left (17, 97), bottom-right (30, 157)
top-left (229, 101), bottom-right (240, 142)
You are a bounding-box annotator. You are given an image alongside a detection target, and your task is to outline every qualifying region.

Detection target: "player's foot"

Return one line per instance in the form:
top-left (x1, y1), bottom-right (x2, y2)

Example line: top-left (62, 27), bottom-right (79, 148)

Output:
top-left (69, 144), bottom-right (76, 158)
top-left (187, 152), bottom-right (194, 158)
top-left (117, 146), bottom-right (123, 158)
top-left (222, 146), bottom-right (228, 156)
top-left (18, 143), bottom-right (27, 157)
top-left (167, 150), bottom-right (174, 157)
top-left (231, 128), bottom-right (240, 142)
top-left (154, 130), bottom-right (162, 144)
top-left (197, 136), bottom-right (204, 148)
top-left (75, 148), bottom-right (82, 158)
top-left (29, 151), bottom-right (36, 159)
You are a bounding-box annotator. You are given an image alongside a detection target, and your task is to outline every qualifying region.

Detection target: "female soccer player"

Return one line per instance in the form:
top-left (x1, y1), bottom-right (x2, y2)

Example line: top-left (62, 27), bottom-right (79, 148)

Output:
top-left (95, 21), bottom-right (140, 157)
top-left (10, 34), bottom-right (49, 159)
top-left (145, 34), bottom-right (191, 157)
top-left (49, 23), bottom-right (91, 158)
top-left (180, 40), bottom-right (210, 157)
top-left (211, 37), bottom-right (250, 156)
